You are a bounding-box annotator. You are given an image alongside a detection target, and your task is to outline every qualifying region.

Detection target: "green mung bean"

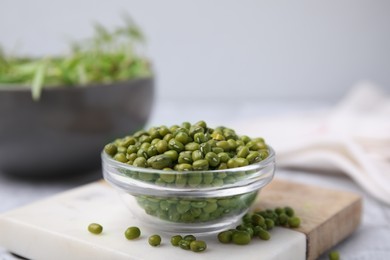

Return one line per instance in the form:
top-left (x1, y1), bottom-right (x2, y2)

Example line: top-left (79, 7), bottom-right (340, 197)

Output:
top-left (216, 140), bottom-right (230, 151)
top-left (328, 251), bottom-right (340, 260)
top-left (179, 239), bottom-right (191, 250)
top-left (168, 139), bottom-right (184, 152)
top-left (125, 227), bottom-right (141, 240)
top-left (88, 223), bottom-right (103, 234)
top-left (113, 153), bottom-right (127, 163)
top-left (192, 159), bottom-right (209, 170)
top-left (185, 142), bottom-right (200, 151)
top-left (288, 216), bottom-right (301, 228)
top-left (265, 219), bottom-right (275, 230)
top-left (252, 214), bottom-right (265, 226)
top-left (183, 235), bottom-right (196, 242)
top-left (279, 213), bottom-right (289, 226)
top-left (275, 207), bottom-right (284, 215)
top-left (133, 157), bottom-right (147, 168)
top-left (170, 235), bottom-right (182, 246)
top-left (285, 206), bottom-right (295, 217)
top-left (257, 228), bottom-right (270, 240)
top-left (218, 230), bottom-right (233, 243)
top-left (104, 144), bottom-right (117, 156)
top-left (232, 231), bottom-right (251, 245)
top-left (190, 240), bottom-right (207, 252)
top-left (148, 234), bottom-right (161, 247)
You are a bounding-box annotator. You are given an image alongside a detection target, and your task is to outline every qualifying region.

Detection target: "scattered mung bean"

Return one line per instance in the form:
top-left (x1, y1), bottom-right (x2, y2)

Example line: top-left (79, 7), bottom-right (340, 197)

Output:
top-left (148, 234), bottom-right (162, 247)
top-left (87, 223), bottom-right (103, 235)
top-left (125, 226), bottom-right (141, 240)
top-left (190, 240), bottom-right (207, 252)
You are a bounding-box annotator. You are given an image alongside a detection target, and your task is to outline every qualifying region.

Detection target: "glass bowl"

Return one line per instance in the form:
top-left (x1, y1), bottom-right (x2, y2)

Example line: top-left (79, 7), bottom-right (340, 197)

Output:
top-left (102, 147), bottom-right (275, 234)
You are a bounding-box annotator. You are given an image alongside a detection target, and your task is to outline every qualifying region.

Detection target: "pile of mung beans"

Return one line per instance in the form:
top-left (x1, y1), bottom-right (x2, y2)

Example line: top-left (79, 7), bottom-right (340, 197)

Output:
top-left (218, 206), bottom-right (301, 245)
top-left (104, 120), bottom-right (269, 175)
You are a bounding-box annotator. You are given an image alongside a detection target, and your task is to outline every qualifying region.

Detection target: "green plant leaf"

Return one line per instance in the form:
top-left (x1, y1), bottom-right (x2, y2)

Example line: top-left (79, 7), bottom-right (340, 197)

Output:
top-left (31, 62), bottom-right (47, 101)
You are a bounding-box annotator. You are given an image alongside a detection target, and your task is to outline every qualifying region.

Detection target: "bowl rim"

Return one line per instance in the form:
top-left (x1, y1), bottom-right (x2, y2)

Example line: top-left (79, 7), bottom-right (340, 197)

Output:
top-left (101, 145), bottom-right (275, 175)
top-left (0, 76), bottom-right (153, 92)
top-left (102, 146), bottom-right (276, 197)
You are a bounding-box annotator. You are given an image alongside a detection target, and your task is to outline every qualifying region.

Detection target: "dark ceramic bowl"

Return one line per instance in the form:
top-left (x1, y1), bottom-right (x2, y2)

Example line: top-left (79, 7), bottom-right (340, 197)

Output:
top-left (0, 77), bottom-right (154, 176)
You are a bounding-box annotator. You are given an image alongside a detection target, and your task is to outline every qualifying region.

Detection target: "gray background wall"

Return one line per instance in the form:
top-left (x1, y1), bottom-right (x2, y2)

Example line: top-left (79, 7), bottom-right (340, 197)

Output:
top-left (1, 0), bottom-right (389, 102)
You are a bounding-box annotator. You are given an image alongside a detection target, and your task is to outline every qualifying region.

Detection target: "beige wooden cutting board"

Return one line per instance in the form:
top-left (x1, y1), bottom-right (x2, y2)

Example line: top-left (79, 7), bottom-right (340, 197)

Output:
top-left (0, 178), bottom-right (361, 260)
top-left (256, 179), bottom-right (362, 260)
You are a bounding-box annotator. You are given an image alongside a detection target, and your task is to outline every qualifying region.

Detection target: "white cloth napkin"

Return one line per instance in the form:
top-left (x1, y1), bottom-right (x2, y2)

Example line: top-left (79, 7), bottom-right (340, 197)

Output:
top-left (232, 82), bottom-right (390, 205)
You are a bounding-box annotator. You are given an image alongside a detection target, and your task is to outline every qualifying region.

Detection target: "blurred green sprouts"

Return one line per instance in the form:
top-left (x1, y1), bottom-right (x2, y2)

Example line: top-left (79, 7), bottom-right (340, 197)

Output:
top-left (0, 16), bottom-right (151, 101)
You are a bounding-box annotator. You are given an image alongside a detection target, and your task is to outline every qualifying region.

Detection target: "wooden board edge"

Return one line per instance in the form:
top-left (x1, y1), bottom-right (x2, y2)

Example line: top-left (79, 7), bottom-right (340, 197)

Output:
top-left (306, 196), bottom-right (362, 260)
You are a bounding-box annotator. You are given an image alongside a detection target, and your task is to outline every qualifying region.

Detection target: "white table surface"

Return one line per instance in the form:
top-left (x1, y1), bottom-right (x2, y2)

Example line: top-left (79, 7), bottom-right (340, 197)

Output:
top-left (1, 99), bottom-right (389, 260)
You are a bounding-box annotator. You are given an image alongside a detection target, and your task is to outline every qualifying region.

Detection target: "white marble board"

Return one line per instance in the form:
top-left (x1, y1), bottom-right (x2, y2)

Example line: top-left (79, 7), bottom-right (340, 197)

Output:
top-left (0, 182), bottom-right (306, 260)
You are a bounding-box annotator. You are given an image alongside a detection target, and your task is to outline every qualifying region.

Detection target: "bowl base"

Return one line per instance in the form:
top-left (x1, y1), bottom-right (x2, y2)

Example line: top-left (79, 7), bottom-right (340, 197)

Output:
top-left (135, 211), bottom-right (247, 235)
top-left (119, 192), bottom-right (249, 235)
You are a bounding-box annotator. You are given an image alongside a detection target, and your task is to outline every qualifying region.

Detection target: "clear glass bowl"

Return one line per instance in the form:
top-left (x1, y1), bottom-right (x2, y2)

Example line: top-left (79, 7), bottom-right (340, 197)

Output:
top-left (102, 147), bottom-right (275, 234)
